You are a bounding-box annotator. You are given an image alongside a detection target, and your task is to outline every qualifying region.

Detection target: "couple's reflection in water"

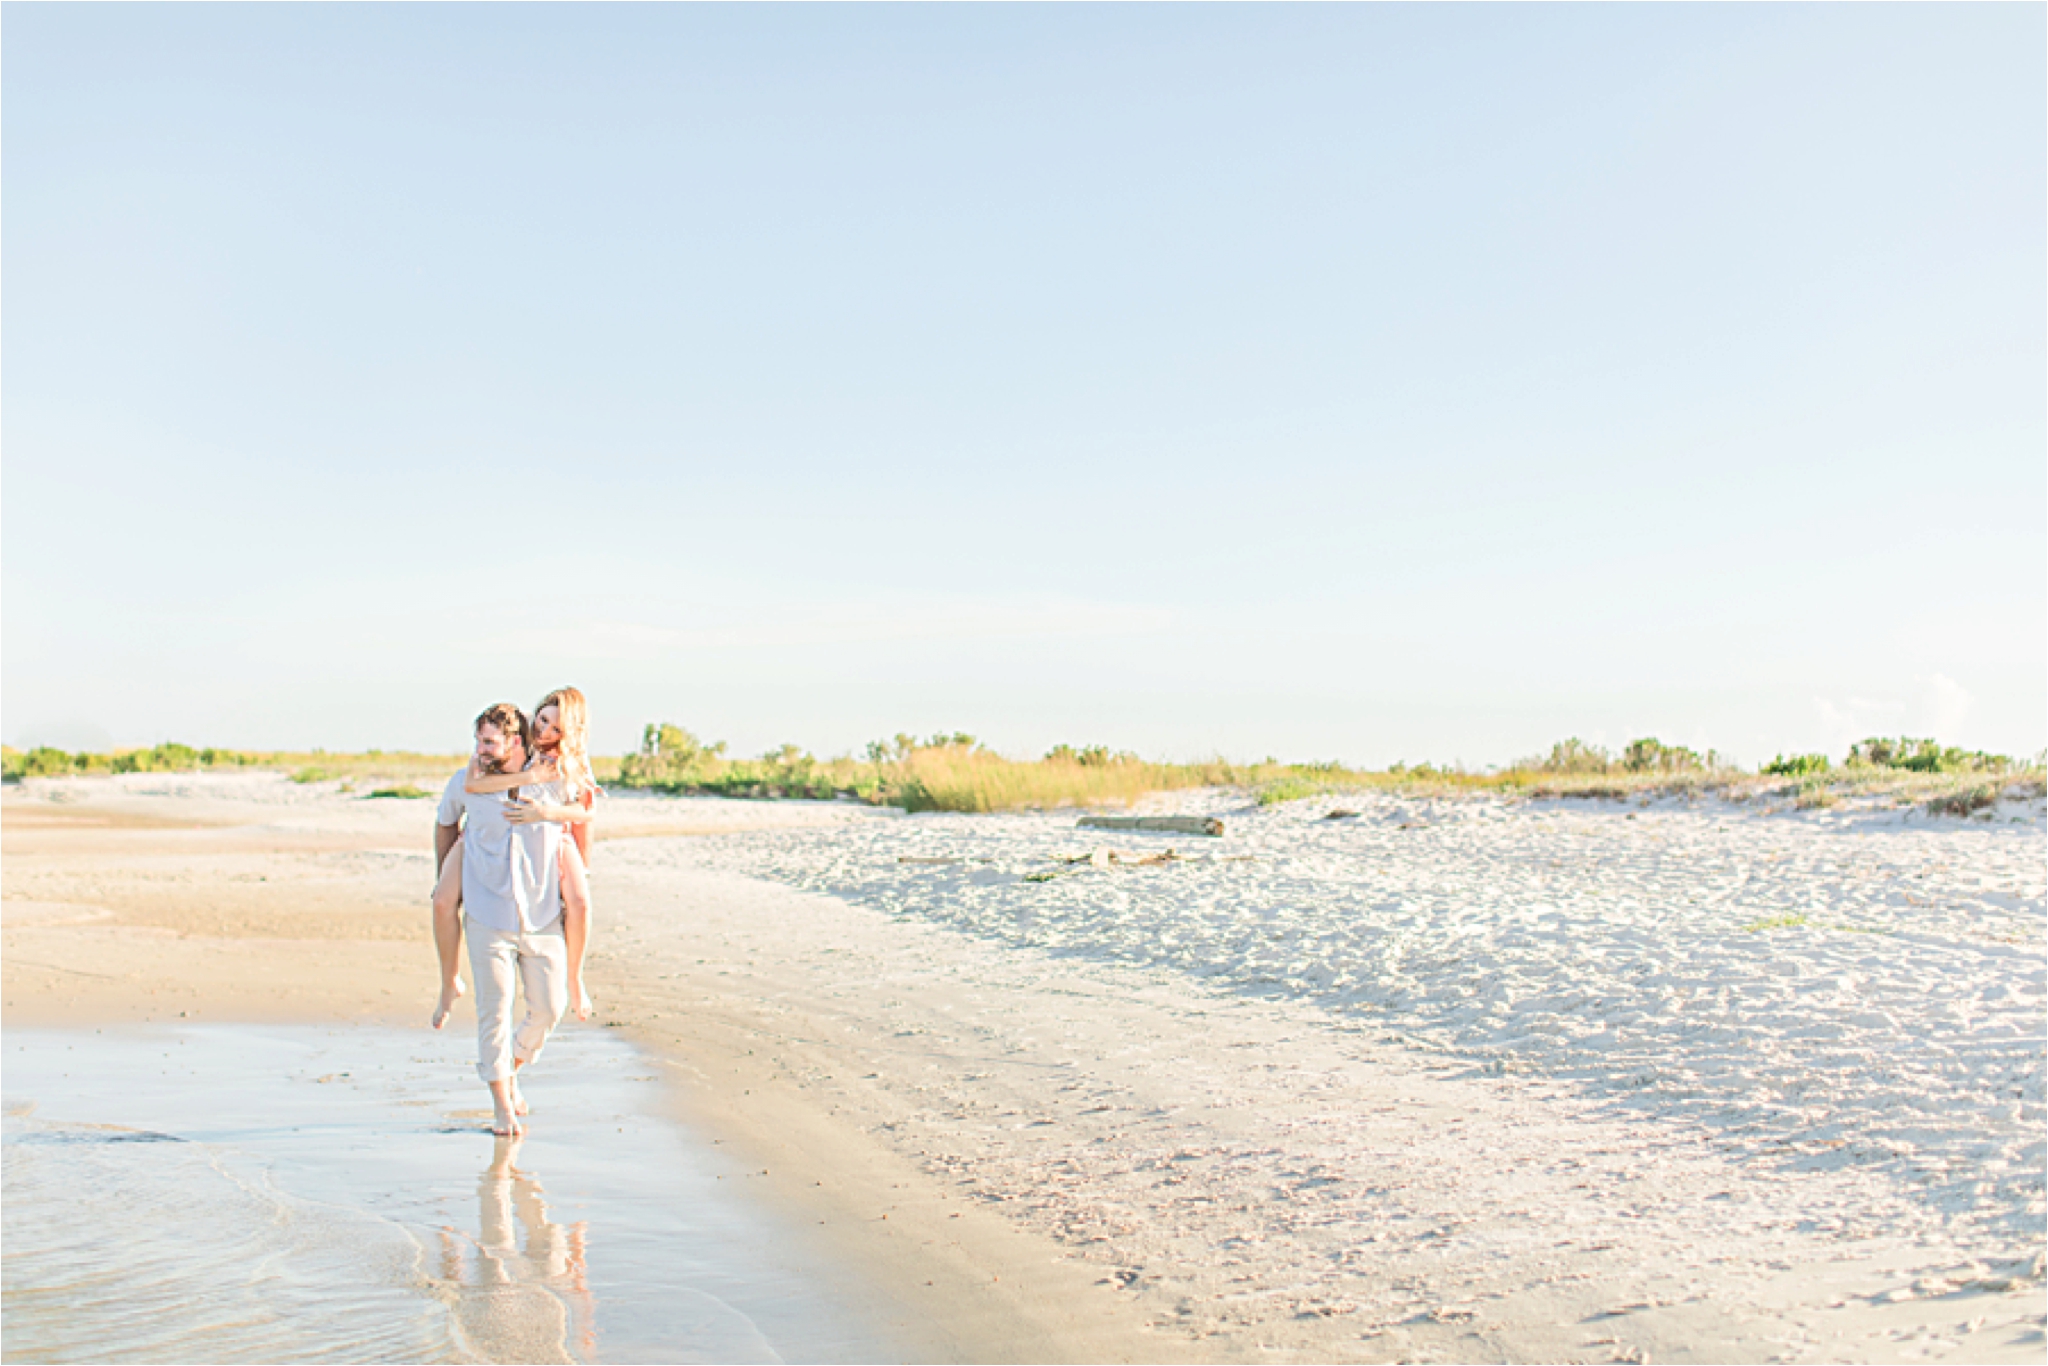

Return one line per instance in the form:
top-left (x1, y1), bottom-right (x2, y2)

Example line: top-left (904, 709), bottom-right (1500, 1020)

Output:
top-left (435, 1136), bottom-right (598, 1364)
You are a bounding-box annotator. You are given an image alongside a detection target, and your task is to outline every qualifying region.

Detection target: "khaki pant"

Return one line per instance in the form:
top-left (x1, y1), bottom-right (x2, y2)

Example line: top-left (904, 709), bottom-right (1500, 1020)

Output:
top-left (466, 916), bottom-right (568, 1083)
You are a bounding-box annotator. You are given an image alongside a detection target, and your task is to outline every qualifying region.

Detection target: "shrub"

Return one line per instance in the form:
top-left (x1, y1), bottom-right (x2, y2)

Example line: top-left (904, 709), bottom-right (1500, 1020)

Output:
top-left (618, 723), bottom-right (729, 787)
top-left (12, 746), bottom-right (80, 778)
top-left (1927, 784), bottom-right (1999, 817)
top-left (1621, 738), bottom-right (1706, 774)
top-left (1763, 753), bottom-right (1831, 777)
top-left (113, 742), bottom-right (204, 774)
top-left (365, 785), bottom-right (430, 799)
top-left (1849, 737), bottom-right (2011, 775)
top-left (1508, 738), bottom-right (1734, 780)
top-left (1256, 775), bottom-right (1329, 805)
top-left (1794, 782), bottom-right (1837, 810)
top-left (1522, 738), bottom-right (1613, 774)
top-left (1046, 744), bottom-right (1122, 767)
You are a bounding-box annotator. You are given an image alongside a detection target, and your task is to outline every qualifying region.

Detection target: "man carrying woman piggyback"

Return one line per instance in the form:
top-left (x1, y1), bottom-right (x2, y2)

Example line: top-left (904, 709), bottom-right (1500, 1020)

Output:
top-left (429, 688), bottom-right (600, 1137)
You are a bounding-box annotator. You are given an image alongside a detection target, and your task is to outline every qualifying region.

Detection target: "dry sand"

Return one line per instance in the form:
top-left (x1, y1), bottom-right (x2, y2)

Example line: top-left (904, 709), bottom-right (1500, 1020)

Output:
top-left (4, 772), bottom-right (2042, 1363)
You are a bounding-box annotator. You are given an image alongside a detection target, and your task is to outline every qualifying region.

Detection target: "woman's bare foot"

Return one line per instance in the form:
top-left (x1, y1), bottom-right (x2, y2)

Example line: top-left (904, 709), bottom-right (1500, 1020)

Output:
top-left (509, 1072), bottom-right (529, 1117)
top-left (431, 978), bottom-right (466, 1030)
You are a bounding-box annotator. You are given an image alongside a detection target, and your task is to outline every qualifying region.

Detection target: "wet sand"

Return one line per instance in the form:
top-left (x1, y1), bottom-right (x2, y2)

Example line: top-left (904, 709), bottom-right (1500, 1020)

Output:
top-left (1, 779), bottom-right (1165, 1364)
top-left (6, 1023), bottom-right (918, 1363)
top-left (5, 773), bottom-right (2043, 1363)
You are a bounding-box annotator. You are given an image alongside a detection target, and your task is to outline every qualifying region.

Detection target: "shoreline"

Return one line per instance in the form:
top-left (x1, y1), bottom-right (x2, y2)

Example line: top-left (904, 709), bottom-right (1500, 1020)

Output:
top-left (0, 778), bottom-right (1173, 1363)
top-left (5, 774), bottom-right (2042, 1363)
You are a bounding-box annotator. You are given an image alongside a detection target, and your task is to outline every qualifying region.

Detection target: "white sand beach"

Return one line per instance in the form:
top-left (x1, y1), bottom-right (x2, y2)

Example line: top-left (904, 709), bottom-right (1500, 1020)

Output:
top-left (4, 773), bottom-right (2042, 1362)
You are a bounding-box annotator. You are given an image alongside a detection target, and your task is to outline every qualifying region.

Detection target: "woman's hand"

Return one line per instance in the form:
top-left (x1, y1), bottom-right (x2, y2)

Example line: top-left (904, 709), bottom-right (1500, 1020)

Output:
top-left (503, 798), bottom-right (546, 825)
top-left (504, 798), bottom-right (585, 826)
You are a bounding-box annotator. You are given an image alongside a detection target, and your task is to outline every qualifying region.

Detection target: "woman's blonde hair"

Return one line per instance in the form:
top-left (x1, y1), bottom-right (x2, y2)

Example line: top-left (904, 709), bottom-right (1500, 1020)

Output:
top-left (535, 687), bottom-right (594, 800)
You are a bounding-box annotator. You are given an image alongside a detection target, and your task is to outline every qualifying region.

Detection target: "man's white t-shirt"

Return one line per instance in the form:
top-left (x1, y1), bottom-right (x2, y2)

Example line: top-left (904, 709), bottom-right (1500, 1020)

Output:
top-left (436, 769), bottom-right (563, 934)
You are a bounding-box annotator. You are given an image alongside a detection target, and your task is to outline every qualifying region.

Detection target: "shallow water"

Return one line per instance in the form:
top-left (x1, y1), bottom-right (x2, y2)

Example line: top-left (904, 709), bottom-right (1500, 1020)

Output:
top-left (3, 1024), bottom-right (907, 1364)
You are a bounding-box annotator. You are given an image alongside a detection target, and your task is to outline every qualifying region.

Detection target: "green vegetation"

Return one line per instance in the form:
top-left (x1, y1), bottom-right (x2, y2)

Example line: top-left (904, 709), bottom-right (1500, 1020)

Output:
top-left (615, 724), bottom-right (1248, 813)
top-left (1, 741), bottom-right (260, 780)
top-left (1793, 780), bottom-right (1838, 810)
top-left (1255, 771), bottom-right (1348, 806)
top-left (1515, 736), bottom-right (1729, 778)
top-left (6, 727), bottom-right (2041, 821)
top-left (1925, 783), bottom-right (2001, 818)
top-left (612, 724), bottom-right (2027, 816)
top-left (1846, 736), bottom-right (2013, 774)
top-left (1480, 735), bottom-right (2040, 817)
top-left (1, 744), bottom-right (474, 784)
top-left (1741, 912), bottom-right (1888, 935)
top-left (1619, 737), bottom-right (1715, 774)
top-left (1236, 738), bottom-right (1744, 807)
top-left (1525, 737), bottom-right (1612, 775)
top-left (1761, 747), bottom-right (2032, 814)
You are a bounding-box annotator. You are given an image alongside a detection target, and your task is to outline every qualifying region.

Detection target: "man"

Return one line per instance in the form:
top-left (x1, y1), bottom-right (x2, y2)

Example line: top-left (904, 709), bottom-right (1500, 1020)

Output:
top-left (432, 702), bottom-right (569, 1136)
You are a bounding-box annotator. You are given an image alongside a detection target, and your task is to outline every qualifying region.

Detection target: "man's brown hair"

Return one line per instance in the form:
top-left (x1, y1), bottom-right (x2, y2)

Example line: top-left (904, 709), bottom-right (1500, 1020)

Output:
top-left (473, 702), bottom-right (530, 744)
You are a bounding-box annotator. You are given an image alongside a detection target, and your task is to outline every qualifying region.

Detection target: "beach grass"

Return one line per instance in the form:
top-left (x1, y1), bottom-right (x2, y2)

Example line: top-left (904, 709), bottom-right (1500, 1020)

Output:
top-left (610, 726), bottom-right (2043, 815)
top-left (610, 727), bottom-right (1255, 813)
top-left (0, 743), bottom-right (628, 785)
top-left (6, 731), bottom-right (2039, 818)
top-left (1, 743), bottom-right (462, 782)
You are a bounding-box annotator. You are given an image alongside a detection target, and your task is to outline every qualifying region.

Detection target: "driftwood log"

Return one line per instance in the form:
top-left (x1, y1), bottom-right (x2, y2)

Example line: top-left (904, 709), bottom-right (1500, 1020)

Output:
top-left (1077, 815), bottom-right (1224, 837)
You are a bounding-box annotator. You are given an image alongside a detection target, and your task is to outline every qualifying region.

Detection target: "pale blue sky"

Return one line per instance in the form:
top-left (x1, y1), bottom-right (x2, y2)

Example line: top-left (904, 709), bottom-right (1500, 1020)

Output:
top-left (5, 4), bottom-right (2042, 766)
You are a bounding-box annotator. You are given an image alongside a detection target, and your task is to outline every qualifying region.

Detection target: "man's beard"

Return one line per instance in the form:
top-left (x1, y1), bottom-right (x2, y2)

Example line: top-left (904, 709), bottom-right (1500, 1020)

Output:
top-left (480, 747), bottom-right (525, 776)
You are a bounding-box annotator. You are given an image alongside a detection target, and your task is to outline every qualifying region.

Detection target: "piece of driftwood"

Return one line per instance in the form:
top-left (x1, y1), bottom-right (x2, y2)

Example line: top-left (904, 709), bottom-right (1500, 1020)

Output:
top-left (1023, 847), bottom-right (1260, 883)
top-left (1058, 847), bottom-right (1183, 867)
top-left (1077, 815), bottom-right (1224, 837)
top-left (1025, 846), bottom-right (1187, 882)
top-left (1321, 809), bottom-right (1360, 820)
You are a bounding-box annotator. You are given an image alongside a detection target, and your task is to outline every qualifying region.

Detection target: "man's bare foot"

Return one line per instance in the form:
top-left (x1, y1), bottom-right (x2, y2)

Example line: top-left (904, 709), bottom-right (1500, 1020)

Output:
top-left (509, 1074), bottom-right (528, 1117)
top-left (431, 978), bottom-right (466, 1030)
top-left (486, 1078), bottom-right (522, 1133)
